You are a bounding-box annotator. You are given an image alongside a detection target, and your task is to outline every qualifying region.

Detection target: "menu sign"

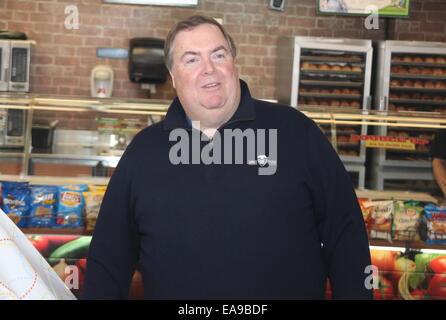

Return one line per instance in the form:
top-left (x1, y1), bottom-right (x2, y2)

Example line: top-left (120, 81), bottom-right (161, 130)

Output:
top-left (317, 0), bottom-right (411, 17)
top-left (103, 0), bottom-right (198, 6)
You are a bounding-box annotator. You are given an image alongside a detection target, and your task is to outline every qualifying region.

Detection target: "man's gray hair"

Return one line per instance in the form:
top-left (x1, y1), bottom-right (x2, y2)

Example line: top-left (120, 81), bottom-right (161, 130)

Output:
top-left (164, 15), bottom-right (237, 71)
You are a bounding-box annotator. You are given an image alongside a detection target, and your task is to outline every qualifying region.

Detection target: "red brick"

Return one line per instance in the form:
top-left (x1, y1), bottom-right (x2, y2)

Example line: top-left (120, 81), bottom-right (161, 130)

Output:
top-left (33, 23), bottom-right (62, 34)
top-left (287, 17), bottom-right (316, 28)
top-left (427, 12), bottom-right (446, 22)
top-left (55, 56), bottom-right (81, 66)
top-left (33, 55), bottom-right (54, 65)
top-left (7, 0), bottom-right (36, 11)
top-left (13, 11), bottom-right (29, 21)
top-left (54, 34), bottom-right (83, 46)
top-left (85, 37), bottom-right (113, 47)
top-left (239, 45), bottom-right (268, 56)
top-left (30, 12), bottom-right (56, 23)
top-left (423, 1), bottom-right (446, 11)
top-left (0, 10), bottom-right (12, 19)
top-left (420, 22), bottom-right (445, 33)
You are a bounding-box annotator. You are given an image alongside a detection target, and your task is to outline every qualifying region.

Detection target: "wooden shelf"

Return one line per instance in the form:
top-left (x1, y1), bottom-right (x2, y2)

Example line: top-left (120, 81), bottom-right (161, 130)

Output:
top-left (370, 239), bottom-right (446, 251)
top-left (23, 228), bottom-right (93, 236)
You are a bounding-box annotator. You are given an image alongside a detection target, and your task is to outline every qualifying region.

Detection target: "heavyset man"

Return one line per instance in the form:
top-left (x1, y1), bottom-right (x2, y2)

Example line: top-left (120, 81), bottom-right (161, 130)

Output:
top-left (82, 15), bottom-right (372, 300)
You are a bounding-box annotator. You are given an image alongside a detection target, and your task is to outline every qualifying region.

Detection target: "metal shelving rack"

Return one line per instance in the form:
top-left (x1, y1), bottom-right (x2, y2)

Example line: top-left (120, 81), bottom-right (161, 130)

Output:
top-left (277, 36), bottom-right (373, 188)
top-left (371, 40), bottom-right (446, 190)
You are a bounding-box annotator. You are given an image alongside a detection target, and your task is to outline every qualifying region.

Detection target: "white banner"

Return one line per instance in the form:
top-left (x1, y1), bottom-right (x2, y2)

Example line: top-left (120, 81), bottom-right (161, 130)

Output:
top-left (0, 210), bottom-right (76, 300)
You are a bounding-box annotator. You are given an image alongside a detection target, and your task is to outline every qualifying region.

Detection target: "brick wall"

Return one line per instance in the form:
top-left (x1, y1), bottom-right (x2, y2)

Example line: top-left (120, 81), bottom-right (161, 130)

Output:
top-left (1, 0), bottom-right (444, 102)
top-left (391, 0), bottom-right (446, 42)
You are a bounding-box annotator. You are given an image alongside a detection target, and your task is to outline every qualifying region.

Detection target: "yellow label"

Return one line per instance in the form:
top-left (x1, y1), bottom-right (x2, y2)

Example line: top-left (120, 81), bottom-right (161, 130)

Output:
top-left (365, 140), bottom-right (415, 150)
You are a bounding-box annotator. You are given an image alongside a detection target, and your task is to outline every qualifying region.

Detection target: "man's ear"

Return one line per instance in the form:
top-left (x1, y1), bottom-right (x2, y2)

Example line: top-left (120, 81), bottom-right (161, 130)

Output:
top-left (169, 71), bottom-right (176, 89)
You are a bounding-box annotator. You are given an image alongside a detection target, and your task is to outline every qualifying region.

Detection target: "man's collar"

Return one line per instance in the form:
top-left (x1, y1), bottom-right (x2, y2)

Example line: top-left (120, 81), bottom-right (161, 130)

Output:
top-left (163, 79), bottom-right (256, 131)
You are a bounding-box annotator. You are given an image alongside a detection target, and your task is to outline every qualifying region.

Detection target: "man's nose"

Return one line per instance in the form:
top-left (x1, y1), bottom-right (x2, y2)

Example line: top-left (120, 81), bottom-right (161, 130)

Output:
top-left (202, 57), bottom-right (215, 75)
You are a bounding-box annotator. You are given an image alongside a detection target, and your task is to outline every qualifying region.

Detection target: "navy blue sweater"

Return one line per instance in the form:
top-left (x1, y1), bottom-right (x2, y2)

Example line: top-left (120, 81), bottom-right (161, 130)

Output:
top-left (82, 80), bottom-right (372, 300)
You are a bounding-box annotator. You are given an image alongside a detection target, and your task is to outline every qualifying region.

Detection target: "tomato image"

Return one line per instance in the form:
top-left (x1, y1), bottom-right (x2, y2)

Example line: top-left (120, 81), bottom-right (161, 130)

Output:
top-left (410, 289), bottom-right (428, 300)
top-left (371, 250), bottom-right (398, 273)
top-left (428, 274), bottom-right (446, 300)
top-left (374, 274), bottom-right (394, 300)
top-left (27, 235), bottom-right (50, 256)
top-left (429, 256), bottom-right (446, 274)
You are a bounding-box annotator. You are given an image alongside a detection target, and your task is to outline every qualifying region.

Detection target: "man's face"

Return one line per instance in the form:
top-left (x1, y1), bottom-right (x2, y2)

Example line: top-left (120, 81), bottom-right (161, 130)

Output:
top-left (169, 23), bottom-right (241, 130)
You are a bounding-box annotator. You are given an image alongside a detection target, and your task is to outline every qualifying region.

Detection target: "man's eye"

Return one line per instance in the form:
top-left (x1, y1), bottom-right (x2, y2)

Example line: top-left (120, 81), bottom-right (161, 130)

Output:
top-left (186, 58), bottom-right (197, 64)
top-left (213, 53), bottom-right (226, 60)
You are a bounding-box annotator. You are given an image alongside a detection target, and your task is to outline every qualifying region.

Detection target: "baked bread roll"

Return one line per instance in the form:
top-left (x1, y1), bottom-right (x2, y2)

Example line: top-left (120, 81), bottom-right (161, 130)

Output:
top-left (391, 66), bottom-right (400, 73)
top-left (403, 56), bottom-right (413, 62)
top-left (433, 68), bottom-right (444, 76)
top-left (388, 130), bottom-right (398, 136)
top-left (414, 80), bottom-right (424, 88)
top-left (436, 56), bottom-right (446, 64)
top-left (400, 93), bottom-right (411, 99)
top-left (396, 106), bottom-right (406, 111)
top-left (398, 132), bottom-right (409, 137)
top-left (331, 65), bottom-right (341, 71)
top-left (319, 100), bottom-right (329, 106)
top-left (391, 79), bottom-right (400, 87)
top-left (340, 100), bottom-right (350, 107)
top-left (308, 63), bottom-right (318, 70)
top-left (389, 93), bottom-right (399, 99)
top-left (392, 56), bottom-right (401, 62)
top-left (352, 66), bottom-right (362, 72)
top-left (308, 99), bottom-right (318, 106)
top-left (301, 62), bottom-right (311, 69)
top-left (422, 68), bottom-right (433, 75)
top-left (425, 81), bottom-right (435, 88)
top-left (342, 88), bottom-right (351, 94)
top-left (319, 64), bottom-right (330, 70)
top-left (389, 104), bottom-right (397, 111)
top-left (425, 57), bottom-right (435, 63)
top-left (321, 89), bottom-right (330, 94)
top-left (409, 67), bottom-right (421, 74)
top-left (332, 89), bottom-right (341, 94)
top-left (310, 88), bottom-right (320, 93)
top-left (350, 89), bottom-right (361, 95)
top-left (413, 57), bottom-right (424, 63)
top-left (350, 101), bottom-right (361, 108)
top-left (300, 87), bottom-right (308, 93)
top-left (342, 65), bottom-right (352, 71)
top-left (402, 80), bottom-right (413, 87)
top-left (435, 81), bottom-right (446, 89)
top-left (330, 100), bottom-right (340, 107)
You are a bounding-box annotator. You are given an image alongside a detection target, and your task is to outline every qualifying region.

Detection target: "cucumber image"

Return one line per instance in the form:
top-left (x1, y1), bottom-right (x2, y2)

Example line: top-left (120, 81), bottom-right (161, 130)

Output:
top-left (48, 236), bottom-right (92, 266)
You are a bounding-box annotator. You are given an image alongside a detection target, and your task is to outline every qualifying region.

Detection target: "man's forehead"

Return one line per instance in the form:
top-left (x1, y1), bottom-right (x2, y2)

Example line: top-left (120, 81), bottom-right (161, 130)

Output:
top-left (173, 24), bottom-right (228, 53)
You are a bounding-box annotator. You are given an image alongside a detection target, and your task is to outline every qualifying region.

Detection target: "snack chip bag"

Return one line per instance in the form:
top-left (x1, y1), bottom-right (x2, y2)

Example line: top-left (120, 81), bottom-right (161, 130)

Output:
top-left (83, 190), bottom-right (105, 231)
top-left (363, 200), bottom-right (394, 241)
top-left (28, 185), bottom-right (58, 228)
top-left (358, 198), bottom-right (371, 230)
top-left (88, 185), bottom-right (107, 193)
top-left (1, 181), bottom-right (30, 228)
top-left (424, 203), bottom-right (446, 245)
top-left (393, 201), bottom-right (423, 241)
top-left (55, 185), bottom-right (88, 228)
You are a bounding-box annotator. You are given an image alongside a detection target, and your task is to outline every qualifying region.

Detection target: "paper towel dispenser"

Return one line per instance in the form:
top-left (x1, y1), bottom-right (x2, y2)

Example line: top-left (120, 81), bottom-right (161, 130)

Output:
top-left (128, 38), bottom-right (168, 84)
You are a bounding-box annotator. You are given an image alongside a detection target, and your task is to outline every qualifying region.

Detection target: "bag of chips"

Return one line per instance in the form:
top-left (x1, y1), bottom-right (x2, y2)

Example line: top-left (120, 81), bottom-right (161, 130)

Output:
top-left (1, 181), bottom-right (30, 228)
top-left (28, 185), bottom-right (58, 228)
top-left (363, 200), bottom-right (394, 241)
top-left (83, 190), bottom-right (105, 231)
top-left (392, 201), bottom-right (423, 241)
top-left (55, 185), bottom-right (88, 228)
top-left (424, 204), bottom-right (446, 245)
top-left (358, 198), bottom-right (372, 231)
